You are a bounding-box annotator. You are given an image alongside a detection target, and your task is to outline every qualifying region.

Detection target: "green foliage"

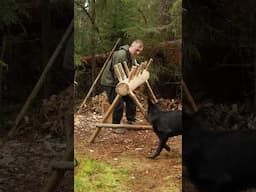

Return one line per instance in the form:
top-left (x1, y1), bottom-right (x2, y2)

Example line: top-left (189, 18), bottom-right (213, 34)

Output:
top-left (0, 60), bottom-right (8, 69)
top-left (169, 0), bottom-right (182, 38)
top-left (0, 0), bottom-right (19, 28)
top-left (74, 0), bottom-right (182, 95)
top-left (75, 157), bottom-right (128, 192)
top-left (98, 0), bottom-right (139, 48)
top-left (74, 0), bottom-right (182, 56)
top-left (149, 61), bottom-right (181, 86)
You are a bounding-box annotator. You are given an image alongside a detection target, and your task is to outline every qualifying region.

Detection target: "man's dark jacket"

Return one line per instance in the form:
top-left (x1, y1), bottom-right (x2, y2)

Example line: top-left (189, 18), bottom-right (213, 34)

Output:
top-left (100, 45), bottom-right (134, 87)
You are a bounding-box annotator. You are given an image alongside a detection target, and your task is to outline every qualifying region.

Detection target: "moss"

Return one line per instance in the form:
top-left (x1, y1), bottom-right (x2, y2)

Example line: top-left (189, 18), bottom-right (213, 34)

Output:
top-left (75, 157), bottom-right (129, 192)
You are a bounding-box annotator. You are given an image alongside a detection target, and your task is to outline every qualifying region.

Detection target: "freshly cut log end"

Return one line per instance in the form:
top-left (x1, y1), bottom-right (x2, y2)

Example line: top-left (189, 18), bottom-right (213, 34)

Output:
top-left (116, 70), bottom-right (150, 96)
top-left (129, 70), bottom-right (150, 91)
top-left (116, 82), bottom-right (129, 96)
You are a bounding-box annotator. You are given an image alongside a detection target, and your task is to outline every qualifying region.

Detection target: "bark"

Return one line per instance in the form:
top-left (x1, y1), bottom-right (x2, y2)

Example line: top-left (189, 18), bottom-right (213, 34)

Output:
top-left (90, 0), bottom-right (97, 96)
top-left (159, 0), bottom-right (171, 37)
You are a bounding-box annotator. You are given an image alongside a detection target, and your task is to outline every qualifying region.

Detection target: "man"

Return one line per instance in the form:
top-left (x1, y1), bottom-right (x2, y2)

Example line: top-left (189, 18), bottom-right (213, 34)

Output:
top-left (100, 39), bottom-right (144, 133)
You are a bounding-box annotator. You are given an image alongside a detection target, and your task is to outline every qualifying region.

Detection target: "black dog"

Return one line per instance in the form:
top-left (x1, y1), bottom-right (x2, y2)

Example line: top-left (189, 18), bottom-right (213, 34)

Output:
top-left (147, 99), bottom-right (182, 159)
top-left (183, 110), bottom-right (256, 192)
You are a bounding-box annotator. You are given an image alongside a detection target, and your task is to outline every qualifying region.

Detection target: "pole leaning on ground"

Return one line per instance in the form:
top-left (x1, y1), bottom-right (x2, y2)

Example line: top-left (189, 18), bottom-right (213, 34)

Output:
top-left (77, 38), bottom-right (121, 114)
top-left (8, 19), bottom-right (74, 138)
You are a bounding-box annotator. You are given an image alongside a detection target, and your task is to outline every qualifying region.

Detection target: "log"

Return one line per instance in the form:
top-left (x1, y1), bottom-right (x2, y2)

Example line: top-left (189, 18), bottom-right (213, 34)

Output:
top-left (77, 38), bottom-right (121, 114)
top-left (145, 81), bottom-right (158, 103)
top-left (9, 19), bottom-right (74, 138)
top-left (113, 64), bottom-right (123, 81)
top-left (134, 64), bottom-right (140, 77)
top-left (129, 70), bottom-right (150, 91)
top-left (128, 65), bottom-right (137, 81)
top-left (123, 61), bottom-right (130, 76)
top-left (115, 81), bottom-right (129, 96)
top-left (129, 91), bottom-right (149, 122)
top-left (95, 123), bottom-right (152, 130)
top-left (116, 63), bottom-right (127, 80)
top-left (146, 58), bottom-right (153, 70)
top-left (115, 70), bottom-right (149, 96)
top-left (89, 94), bottom-right (122, 143)
top-left (135, 62), bottom-right (145, 76)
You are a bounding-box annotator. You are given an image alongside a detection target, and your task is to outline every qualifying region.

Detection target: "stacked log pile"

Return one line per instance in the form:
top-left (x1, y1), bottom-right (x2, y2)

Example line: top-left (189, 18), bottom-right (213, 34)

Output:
top-left (17, 85), bottom-right (73, 137)
top-left (199, 102), bottom-right (256, 131)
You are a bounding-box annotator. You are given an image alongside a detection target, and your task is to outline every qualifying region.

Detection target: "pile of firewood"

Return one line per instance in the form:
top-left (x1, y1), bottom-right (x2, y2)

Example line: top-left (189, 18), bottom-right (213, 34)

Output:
top-left (158, 98), bottom-right (182, 111)
top-left (21, 86), bottom-right (74, 137)
top-left (199, 102), bottom-right (256, 131)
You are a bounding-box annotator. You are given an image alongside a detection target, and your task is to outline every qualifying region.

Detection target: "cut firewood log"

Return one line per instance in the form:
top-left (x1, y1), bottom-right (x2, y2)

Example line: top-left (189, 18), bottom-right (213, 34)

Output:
top-left (115, 70), bottom-right (150, 96)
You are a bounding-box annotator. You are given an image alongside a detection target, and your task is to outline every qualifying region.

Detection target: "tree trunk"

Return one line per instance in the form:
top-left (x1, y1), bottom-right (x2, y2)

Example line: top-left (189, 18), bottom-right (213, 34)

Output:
top-left (0, 34), bottom-right (6, 124)
top-left (90, 0), bottom-right (97, 96)
top-left (159, 0), bottom-right (171, 39)
top-left (41, 0), bottom-right (51, 97)
top-left (255, 37), bottom-right (256, 107)
top-left (253, 14), bottom-right (256, 108)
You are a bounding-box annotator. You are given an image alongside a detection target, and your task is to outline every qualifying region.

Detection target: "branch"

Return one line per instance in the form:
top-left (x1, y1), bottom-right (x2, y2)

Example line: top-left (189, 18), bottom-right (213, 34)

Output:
top-left (75, 1), bottom-right (94, 24)
top-left (75, 0), bottom-right (105, 50)
top-left (138, 8), bottom-right (147, 24)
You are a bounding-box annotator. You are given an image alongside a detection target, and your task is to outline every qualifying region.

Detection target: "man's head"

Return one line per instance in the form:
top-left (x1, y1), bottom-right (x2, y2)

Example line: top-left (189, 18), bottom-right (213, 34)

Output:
top-left (129, 39), bottom-right (144, 56)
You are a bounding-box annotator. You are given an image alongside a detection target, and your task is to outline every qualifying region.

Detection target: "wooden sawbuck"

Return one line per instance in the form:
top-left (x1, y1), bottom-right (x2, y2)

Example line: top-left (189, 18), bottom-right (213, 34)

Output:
top-left (88, 58), bottom-right (158, 143)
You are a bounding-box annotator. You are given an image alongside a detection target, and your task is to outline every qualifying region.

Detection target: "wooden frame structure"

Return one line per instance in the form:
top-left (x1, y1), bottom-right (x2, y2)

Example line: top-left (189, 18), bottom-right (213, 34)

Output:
top-left (89, 59), bottom-right (158, 143)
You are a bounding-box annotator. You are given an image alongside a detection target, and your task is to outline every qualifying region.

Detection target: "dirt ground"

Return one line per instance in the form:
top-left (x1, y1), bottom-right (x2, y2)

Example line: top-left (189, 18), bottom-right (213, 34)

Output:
top-left (0, 86), bottom-right (74, 192)
top-left (0, 134), bottom-right (74, 192)
top-left (74, 97), bottom-right (182, 192)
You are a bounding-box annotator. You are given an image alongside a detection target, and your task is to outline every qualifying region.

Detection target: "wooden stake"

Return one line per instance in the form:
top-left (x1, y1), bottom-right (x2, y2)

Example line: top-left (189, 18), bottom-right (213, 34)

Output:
top-left (129, 91), bottom-right (149, 122)
top-left (123, 61), bottom-right (130, 76)
top-left (128, 66), bottom-right (137, 81)
top-left (77, 38), bottom-right (121, 114)
top-left (145, 81), bottom-right (158, 103)
top-left (146, 58), bottom-right (153, 70)
top-left (113, 64), bottom-right (123, 81)
top-left (117, 63), bottom-right (127, 80)
top-left (135, 62), bottom-right (144, 76)
top-left (89, 94), bottom-right (122, 143)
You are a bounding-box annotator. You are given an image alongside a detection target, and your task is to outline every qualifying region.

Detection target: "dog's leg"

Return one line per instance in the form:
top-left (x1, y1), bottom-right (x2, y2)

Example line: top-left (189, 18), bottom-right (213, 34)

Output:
top-left (164, 144), bottom-right (170, 151)
top-left (147, 134), bottom-right (169, 159)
